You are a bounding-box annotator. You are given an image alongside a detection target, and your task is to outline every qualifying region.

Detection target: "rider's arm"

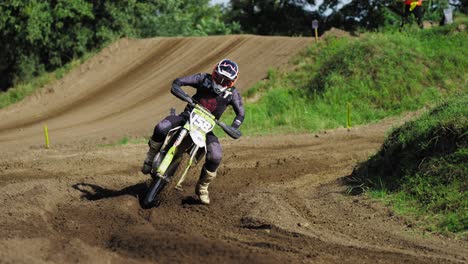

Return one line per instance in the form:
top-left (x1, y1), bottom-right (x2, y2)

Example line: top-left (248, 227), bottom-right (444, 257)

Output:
top-left (171, 74), bottom-right (206, 103)
top-left (230, 88), bottom-right (245, 129)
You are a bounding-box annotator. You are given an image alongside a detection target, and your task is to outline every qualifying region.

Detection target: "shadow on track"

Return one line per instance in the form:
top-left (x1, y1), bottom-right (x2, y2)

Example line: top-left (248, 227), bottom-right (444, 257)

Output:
top-left (72, 182), bottom-right (147, 201)
top-left (72, 182), bottom-right (205, 209)
top-left (181, 196), bottom-right (202, 205)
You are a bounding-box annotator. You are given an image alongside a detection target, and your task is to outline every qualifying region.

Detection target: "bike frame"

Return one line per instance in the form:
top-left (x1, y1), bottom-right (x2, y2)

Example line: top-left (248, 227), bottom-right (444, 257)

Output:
top-left (143, 101), bottom-right (241, 207)
top-left (152, 105), bottom-right (216, 187)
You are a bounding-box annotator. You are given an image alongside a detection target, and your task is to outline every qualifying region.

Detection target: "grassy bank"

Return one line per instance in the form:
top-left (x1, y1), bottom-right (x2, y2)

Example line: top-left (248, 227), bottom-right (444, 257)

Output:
top-left (349, 94), bottom-right (467, 237)
top-left (0, 51), bottom-right (99, 110)
top-left (0, 60), bottom-right (78, 109)
top-left (220, 20), bottom-right (467, 136)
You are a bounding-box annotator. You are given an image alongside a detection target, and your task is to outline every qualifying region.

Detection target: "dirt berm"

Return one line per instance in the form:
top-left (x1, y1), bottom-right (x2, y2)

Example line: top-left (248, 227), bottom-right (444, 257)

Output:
top-left (0, 35), bottom-right (466, 263)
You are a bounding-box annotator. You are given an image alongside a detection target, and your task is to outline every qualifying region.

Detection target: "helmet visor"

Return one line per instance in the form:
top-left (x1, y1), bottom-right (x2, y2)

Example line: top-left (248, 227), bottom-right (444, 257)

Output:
top-left (212, 71), bottom-right (234, 88)
top-left (218, 62), bottom-right (238, 80)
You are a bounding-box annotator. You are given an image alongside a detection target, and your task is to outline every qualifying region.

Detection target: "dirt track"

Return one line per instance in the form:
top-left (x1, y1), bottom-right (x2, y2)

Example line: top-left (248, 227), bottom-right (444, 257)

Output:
top-left (0, 35), bottom-right (311, 150)
top-left (0, 35), bottom-right (467, 263)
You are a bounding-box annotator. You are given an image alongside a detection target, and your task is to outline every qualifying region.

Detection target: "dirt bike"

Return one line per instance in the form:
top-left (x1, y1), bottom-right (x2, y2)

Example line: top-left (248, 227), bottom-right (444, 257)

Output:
top-left (142, 98), bottom-right (241, 208)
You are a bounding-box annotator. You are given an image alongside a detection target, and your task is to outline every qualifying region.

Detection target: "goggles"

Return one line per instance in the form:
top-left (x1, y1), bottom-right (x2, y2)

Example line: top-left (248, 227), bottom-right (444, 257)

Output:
top-left (212, 71), bottom-right (235, 88)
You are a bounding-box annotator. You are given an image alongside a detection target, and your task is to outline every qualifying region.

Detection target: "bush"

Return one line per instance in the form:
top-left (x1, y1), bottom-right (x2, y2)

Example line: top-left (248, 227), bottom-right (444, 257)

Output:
top-left (350, 94), bottom-right (467, 235)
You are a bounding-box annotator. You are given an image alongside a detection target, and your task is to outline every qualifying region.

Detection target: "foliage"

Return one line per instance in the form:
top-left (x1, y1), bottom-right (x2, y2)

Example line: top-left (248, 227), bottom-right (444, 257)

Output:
top-left (142, 0), bottom-right (241, 37)
top-left (0, 58), bottom-right (84, 109)
top-left (227, 0), bottom-right (316, 36)
top-left (336, 0), bottom-right (456, 29)
top-left (350, 94), bottom-right (467, 235)
top-left (0, 0), bottom-right (239, 92)
top-left (99, 136), bottom-right (148, 147)
top-left (226, 0), bottom-right (466, 35)
top-left (463, 0), bottom-right (468, 13)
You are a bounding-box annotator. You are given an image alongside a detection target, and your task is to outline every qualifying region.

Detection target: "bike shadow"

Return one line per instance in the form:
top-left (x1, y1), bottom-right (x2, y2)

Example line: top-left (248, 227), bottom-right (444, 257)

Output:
top-left (181, 196), bottom-right (203, 205)
top-left (72, 182), bottom-right (147, 202)
top-left (72, 182), bottom-right (205, 208)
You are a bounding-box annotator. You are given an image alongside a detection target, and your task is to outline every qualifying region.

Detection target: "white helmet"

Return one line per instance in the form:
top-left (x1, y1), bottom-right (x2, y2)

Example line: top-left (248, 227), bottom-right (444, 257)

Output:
top-left (212, 59), bottom-right (239, 94)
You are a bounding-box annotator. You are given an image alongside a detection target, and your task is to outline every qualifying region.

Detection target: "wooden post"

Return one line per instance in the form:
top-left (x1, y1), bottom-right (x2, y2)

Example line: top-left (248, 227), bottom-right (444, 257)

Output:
top-left (312, 19), bottom-right (319, 42)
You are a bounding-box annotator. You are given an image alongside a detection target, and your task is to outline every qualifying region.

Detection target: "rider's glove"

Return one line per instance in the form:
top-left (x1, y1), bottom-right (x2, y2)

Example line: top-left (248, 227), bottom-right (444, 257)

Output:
top-left (231, 119), bottom-right (242, 129)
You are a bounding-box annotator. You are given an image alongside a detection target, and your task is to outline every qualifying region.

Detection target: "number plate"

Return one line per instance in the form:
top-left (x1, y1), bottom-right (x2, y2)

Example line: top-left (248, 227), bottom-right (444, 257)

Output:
top-left (190, 109), bottom-right (215, 133)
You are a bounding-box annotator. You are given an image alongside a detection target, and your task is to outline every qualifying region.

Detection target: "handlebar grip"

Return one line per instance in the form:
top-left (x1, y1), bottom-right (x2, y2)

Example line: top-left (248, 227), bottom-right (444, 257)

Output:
top-left (217, 121), bottom-right (242, 139)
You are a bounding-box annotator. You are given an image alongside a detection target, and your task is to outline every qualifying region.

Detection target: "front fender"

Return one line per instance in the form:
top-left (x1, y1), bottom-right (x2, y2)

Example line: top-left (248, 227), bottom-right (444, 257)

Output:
top-left (189, 129), bottom-right (206, 148)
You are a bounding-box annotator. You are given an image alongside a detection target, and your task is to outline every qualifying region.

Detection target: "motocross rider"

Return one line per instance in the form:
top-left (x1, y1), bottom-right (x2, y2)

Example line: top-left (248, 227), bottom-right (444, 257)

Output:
top-left (142, 59), bottom-right (245, 205)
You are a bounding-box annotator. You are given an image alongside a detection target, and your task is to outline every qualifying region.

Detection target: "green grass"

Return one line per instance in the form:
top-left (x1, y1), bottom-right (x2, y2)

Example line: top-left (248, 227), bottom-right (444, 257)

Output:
top-left (218, 19), bottom-right (467, 136)
top-left (0, 52), bottom-right (97, 110)
top-left (350, 94), bottom-right (467, 237)
top-left (99, 136), bottom-right (148, 147)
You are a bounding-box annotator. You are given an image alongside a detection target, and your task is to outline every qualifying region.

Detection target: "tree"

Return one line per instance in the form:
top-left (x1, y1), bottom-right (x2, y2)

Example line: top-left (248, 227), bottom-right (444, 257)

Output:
top-left (141, 0), bottom-right (240, 37)
top-left (227, 0), bottom-right (396, 34)
top-left (228, 0), bottom-right (316, 36)
top-left (227, 0), bottom-right (465, 35)
top-left (0, 0), bottom-right (239, 91)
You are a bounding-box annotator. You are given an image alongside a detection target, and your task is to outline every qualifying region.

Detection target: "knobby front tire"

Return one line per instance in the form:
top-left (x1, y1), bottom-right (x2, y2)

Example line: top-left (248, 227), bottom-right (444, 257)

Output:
top-left (142, 157), bottom-right (182, 208)
top-left (142, 178), bottom-right (166, 208)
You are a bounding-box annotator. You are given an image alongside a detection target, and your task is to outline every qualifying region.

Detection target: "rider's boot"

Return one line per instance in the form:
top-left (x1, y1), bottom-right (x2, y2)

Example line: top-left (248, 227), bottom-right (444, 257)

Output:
top-left (141, 139), bottom-right (163, 175)
top-left (195, 166), bottom-right (217, 205)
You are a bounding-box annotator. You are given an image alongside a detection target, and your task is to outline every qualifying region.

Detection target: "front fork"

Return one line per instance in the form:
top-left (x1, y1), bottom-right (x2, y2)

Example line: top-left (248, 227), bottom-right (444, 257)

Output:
top-left (174, 145), bottom-right (201, 191)
top-left (153, 128), bottom-right (188, 180)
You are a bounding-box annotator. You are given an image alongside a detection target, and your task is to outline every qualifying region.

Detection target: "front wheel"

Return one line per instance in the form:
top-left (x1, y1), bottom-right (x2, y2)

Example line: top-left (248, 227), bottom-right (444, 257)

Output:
top-left (141, 157), bottom-right (182, 208)
top-left (142, 177), bottom-right (166, 208)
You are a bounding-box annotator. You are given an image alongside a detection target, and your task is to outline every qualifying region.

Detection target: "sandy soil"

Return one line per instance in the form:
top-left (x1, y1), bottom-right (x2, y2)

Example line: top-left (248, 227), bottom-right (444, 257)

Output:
top-left (0, 35), bottom-right (466, 263)
top-left (0, 35), bottom-right (311, 151)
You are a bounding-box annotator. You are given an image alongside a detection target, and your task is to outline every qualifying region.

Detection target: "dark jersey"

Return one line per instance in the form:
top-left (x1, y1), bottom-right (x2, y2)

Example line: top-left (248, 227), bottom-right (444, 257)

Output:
top-left (171, 73), bottom-right (245, 129)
